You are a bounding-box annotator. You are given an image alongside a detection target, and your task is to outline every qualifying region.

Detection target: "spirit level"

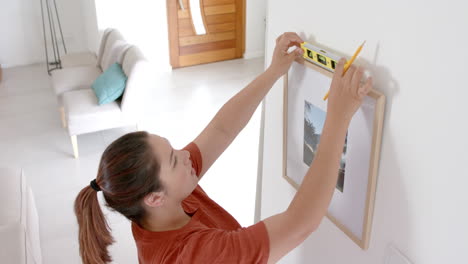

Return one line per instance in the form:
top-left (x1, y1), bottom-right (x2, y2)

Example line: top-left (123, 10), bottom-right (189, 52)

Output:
top-left (300, 42), bottom-right (341, 72)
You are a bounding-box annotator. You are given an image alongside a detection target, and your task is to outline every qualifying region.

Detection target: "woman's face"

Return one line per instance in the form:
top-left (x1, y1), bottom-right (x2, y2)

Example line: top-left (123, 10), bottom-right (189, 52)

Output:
top-left (148, 134), bottom-right (198, 203)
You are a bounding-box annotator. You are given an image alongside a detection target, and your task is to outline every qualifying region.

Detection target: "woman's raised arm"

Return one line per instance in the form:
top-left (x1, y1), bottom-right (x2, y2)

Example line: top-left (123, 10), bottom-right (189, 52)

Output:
top-left (193, 33), bottom-right (304, 179)
top-left (263, 58), bottom-right (373, 263)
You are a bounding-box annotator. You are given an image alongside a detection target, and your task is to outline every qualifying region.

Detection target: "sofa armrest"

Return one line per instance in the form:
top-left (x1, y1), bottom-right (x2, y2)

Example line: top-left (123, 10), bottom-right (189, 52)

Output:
top-left (120, 46), bottom-right (155, 120)
top-left (0, 224), bottom-right (27, 263)
top-left (0, 168), bottom-right (42, 264)
top-left (25, 185), bottom-right (42, 264)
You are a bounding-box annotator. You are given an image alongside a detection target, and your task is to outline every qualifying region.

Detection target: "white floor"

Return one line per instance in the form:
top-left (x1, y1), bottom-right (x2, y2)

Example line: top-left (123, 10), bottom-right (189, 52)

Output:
top-left (0, 57), bottom-right (264, 263)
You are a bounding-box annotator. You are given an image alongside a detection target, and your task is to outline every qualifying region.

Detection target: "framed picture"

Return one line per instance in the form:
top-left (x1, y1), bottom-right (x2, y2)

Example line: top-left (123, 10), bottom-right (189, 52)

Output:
top-left (283, 58), bottom-right (386, 250)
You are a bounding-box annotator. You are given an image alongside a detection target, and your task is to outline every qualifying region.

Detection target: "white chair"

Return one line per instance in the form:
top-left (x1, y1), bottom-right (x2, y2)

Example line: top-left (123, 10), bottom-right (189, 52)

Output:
top-left (62, 46), bottom-right (152, 158)
top-left (0, 168), bottom-right (42, 264)
top-left (60, 28), bottom-right (113, 68)
top-left (51, 29), bottom-right (131, 128)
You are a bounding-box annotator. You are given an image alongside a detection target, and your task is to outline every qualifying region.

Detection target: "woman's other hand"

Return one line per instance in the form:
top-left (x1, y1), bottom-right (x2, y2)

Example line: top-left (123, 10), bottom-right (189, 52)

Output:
top-left (268, 32), bottom-right (304, 79)
top-left (326, 58), bottom-right (373, 124)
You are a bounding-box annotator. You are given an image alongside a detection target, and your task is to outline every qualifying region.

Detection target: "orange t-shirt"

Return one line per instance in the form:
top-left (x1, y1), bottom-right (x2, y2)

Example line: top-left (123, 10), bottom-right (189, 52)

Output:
top-left (132, 142), bottom-right (270, 264)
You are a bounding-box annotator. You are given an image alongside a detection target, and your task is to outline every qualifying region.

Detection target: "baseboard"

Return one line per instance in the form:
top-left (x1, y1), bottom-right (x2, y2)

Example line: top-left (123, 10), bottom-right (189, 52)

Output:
top-left (244, 50), bottom-right (265, 59)
top-left (1, 59), bottom-right (45, 69)
top-left (2, 63), bottom-right (27, 69)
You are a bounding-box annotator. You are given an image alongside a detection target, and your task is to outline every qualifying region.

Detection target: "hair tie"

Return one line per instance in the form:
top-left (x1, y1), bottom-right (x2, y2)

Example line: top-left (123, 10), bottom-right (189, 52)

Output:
top-left (90, 179), bottom-right (101, 192)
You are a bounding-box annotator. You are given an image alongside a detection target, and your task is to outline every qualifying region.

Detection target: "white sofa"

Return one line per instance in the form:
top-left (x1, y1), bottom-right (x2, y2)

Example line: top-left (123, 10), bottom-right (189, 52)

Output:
top-left (51, 29), bottom-right (131, 127)
top-left (0, 168), bottom-right (42, 264)
top-left (51, 28), bottom-right (152, 158)
top-left (62, 45), bottom-right (152, 158)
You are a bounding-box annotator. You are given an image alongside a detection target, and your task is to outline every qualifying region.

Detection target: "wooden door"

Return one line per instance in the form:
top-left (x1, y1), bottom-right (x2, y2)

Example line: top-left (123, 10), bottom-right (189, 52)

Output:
top-left (166, 0), bottom-right (245, 68)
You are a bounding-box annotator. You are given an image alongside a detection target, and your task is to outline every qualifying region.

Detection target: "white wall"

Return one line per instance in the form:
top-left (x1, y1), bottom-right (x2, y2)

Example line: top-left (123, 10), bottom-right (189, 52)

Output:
top-left (245, 0), bottom-right (266, 59)
top-left (0, 0), bottom-right (88, 68)
top-left (260, 0), bottom-right (468, 263)
top-left (81, 0), bottom-right (99, 54)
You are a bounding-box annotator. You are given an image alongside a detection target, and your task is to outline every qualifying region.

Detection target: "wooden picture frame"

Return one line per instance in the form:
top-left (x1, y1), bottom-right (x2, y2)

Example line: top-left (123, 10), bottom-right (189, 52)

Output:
top-left (282, 58), bottom-right (386, 250)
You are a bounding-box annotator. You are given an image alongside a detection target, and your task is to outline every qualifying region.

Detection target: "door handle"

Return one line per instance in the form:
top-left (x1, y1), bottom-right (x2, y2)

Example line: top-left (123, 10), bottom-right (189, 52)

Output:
top-left (178, 0), bottom-right (185, 10)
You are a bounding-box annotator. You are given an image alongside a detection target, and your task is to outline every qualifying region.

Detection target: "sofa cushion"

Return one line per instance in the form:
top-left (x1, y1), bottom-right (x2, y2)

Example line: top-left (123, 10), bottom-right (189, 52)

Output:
top-left (61, 52), bottom-right (97, 68)
top-left (63, 89), bottom-right (133, 135)
top-left (99, 30), bottom-right (125, 70)
top-left (100, 39), bottom-right (130, 72)
top-left (92, 63), bottom-right (127, 105)
top-left (96, 28), bottom-right (114, 67)
top-left (51, 66), bottom-right (102, 96)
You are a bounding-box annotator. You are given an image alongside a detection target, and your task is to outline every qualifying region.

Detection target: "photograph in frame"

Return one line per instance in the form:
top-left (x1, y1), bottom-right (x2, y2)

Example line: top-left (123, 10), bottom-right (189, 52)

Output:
top-left (303, 100), bottom-right (347, 192)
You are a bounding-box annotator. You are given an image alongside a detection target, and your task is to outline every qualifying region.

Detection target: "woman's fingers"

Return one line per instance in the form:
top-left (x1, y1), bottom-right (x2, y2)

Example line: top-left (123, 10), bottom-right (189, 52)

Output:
top-left (270, 32), bottom-right (305, 78)
top-left (286, 33), bottom-right (304, 48)
top-left (333, 58), bottom-right (347, 79)
top-left (344, 64), bottom-right (356, 81)
top-left (344, 65), bottom-right (357, 96)
top-left (283, 32), bottom-right (303, 45)
top-left (351, 67), bottom-right (364, 99)
top-left (277, 32), bottom-right (304, 52)
top-left (358, 77), bottom-right (372, 99)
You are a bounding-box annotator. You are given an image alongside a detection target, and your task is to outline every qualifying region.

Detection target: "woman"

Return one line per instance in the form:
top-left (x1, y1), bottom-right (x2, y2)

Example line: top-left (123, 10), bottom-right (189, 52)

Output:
top-left (74, 32), bottom-right (372, 264)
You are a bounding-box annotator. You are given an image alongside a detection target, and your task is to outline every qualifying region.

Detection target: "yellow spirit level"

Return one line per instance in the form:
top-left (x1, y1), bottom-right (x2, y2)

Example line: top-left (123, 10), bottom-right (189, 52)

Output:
top-left (301, 42), bottom-right (341, 72)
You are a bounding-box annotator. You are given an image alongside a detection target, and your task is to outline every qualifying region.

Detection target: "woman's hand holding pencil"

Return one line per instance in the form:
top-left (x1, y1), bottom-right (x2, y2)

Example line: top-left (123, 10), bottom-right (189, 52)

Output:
top-left (323, 41), bottom-right (366, 101)
top-left (326, 58), bottom-right (373, 124)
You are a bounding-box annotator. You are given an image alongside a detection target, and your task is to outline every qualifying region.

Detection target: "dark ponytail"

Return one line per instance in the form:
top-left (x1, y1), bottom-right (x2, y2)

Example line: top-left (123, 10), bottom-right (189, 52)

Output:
top-left (74, 131), bottom-right (163, 264)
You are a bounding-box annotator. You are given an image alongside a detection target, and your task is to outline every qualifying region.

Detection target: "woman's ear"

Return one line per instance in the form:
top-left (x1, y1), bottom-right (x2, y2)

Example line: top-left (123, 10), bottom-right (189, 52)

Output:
top-left (143, 192), bottom-right (165, 208)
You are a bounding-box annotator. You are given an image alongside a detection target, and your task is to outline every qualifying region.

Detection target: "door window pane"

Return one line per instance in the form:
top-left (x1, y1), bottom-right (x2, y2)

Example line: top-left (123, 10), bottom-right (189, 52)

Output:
top-left (189, 0), bottom-right (206, 35)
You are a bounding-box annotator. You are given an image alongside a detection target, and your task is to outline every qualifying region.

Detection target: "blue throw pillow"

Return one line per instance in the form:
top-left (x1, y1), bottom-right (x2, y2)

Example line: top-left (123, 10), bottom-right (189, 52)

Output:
top-left (92, 63), bottom-right (127, 105)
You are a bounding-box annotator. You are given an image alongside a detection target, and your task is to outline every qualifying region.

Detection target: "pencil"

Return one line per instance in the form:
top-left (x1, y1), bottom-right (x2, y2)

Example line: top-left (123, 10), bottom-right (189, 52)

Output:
top-left (323, 41), bottom-right (366, 101)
